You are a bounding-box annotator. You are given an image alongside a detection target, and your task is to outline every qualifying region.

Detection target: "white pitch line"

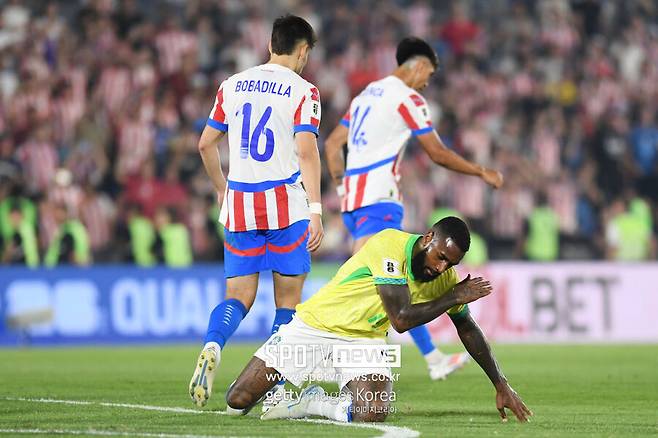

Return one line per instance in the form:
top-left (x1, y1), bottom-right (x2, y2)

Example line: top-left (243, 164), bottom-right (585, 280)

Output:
top-left (3, 397), bottom-right (420, 438)
top-left (4, 397), bottom-right (222, 415)
top-left (98, 401), bottom-right (221, 415)
top-left (298, 419), bottom-right (420, 438)
top-left (0, 428), bottom-right (230, 438)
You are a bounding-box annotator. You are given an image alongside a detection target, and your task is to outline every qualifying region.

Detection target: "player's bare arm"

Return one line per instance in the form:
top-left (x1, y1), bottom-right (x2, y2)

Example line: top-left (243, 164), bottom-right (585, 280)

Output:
top-left (452, 313), bottom-right (533, 422)
top-left (377, 275), bottom-right (492, 333)
top-left (296, 131), bottom-right (324, 252)
top-left (324, 123), bottom-right (349, 188)
top-left (416, 130), bottom-right (503, 189)
top-left (198, 125), bottom-right (228, 195)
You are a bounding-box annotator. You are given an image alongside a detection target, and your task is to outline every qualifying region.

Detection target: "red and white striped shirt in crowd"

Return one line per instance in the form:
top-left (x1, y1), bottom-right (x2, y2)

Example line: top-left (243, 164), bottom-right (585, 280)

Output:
top-left (116, 118), bottom-right (154, 179)
top-left (450, 173), bottom-right (486, 219)
top-left (243, 17), bottom-right (269, 59)
top-left (48, 185), bottom-right (83, 217)
top-left (137, 93), bottom-right (156, 123)
top-left (370, 42), bottom-right (397, 78)
top-left (51, 96), bottom-right (85, 145)
top-left (207, 63), bottom-right (321, 232)
top-left (460, 123), bottom-right (492, 166)
top-left (63, 67), bottom-right (87, 105)
top-left (9, 88), bottom-right (51, 128)
top-left (490, 187), bottom-right (534, 238)
top-left (156, 98), bottom-right (180, 129)
top-left (133, 62), bottom-right (158, 90)
top-left (407, 2), bottom-right (431, 38)
top-left (339, 75), bottom-right (433, 212)
top-left (532, 128), bottom-right (561, 178)
top-left (80, 193), bottom-right (114, 251)
top-left (16, 140), bottom-right (58, 193)
top-left (548, 179), bottom-right (577, 233)
top-left (155, 30), bottom-right (198, 76)
top-left (38, 203), bottom-right (59, 250)
top-left (181, 92), bottom-right (205, 123)
top-left (96, 66), bottom-right (132, 114)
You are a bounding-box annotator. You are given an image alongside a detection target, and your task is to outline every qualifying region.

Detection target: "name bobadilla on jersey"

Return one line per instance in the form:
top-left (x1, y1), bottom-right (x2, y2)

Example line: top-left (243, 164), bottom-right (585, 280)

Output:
top-left (235, 80), bottom-right (292, 97)
top-left (206, 63), bottom-right (321, 232)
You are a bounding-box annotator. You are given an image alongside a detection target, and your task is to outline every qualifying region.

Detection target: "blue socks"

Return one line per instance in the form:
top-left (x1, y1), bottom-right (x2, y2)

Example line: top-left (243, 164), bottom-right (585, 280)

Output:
top-left (204, 298), bottom-right (248, 348)
top-left (271, 308), bottom-right (295, 334)
top-left (271, 308), bottom-right (295, 386)
top-left (409, 324), bottom-right (436, 356)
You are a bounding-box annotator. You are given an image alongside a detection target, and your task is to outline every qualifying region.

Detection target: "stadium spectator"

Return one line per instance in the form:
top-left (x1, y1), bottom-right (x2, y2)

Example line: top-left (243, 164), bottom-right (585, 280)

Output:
top-left (0, 0), bottom-right (655, 265)
top-left (439, 2), bottom-right (482, 57)
top-left (1, 200), bottom-right (39, 267)
top-left (604, 197), bottom-right (656, 261)
top-left (125, 203), bottom-right (156, 266)
top-left (516, 191), bottom-right (561, 261)
top-left (152, 206), bottom-right (193, 267)
top-left (44, 203), bottom-right (91, 266)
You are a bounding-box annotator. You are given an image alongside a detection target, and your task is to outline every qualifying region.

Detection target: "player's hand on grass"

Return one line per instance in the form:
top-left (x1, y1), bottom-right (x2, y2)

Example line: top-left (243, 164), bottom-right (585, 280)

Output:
top-left (495, 382), bottom-right (533, 422)
top-left (481, 168), bottom-right (503, 189)
top-left (451, 274), bottom-right (492, 305)
top-left (307, 213), bottom-right (324, 252)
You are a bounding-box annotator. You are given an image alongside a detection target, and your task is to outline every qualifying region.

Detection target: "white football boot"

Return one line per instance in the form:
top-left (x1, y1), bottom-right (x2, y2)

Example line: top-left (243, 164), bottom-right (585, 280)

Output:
top-left (260, 385), bottom-right (324, 420)
top-left (189, 345), bottom-right (220, 407)
top-left (261, 382), bottom-right (292, 413)
top-left (428, 352), bottom-right (470, 381)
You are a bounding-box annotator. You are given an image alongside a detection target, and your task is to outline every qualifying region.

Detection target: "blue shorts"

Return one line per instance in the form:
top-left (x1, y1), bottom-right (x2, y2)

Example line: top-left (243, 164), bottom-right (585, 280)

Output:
top-left (224, 219), bottom-right (310, 278)
top-left (342, 203), bottom-right (404, 240)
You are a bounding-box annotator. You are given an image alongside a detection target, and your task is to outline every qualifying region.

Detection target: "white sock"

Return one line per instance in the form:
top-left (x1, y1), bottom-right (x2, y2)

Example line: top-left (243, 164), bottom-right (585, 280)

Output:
top-left (203, 342), bottom-right (220, 356)
top-left (226, 405), bottom-right (246, 416)
top-left (306, 393), bottom-right (352, 422)
top-left (424, 348), bottom-right (446, 365)
top-left (267, 382), bottom-right (285, 395)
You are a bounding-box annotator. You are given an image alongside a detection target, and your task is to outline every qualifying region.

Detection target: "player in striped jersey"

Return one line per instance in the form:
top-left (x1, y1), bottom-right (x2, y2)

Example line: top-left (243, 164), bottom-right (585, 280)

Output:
top-left (190, 15), bottom-right (324, 408)
top-left (324, 37), bottom-right (504, 381)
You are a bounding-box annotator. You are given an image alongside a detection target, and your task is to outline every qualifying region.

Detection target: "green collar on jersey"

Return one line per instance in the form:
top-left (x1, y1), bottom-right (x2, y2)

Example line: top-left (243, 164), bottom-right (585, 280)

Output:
top-left (405, 234), bottom-right (422, 282)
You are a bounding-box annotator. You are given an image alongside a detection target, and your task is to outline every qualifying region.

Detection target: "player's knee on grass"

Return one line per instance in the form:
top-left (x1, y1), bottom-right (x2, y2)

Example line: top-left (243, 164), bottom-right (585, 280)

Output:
top-left (226, 357), bottom-right (281, 410)
top-left (346, 374), bottom-right (393, 423)
top-left (225, 384), bottom-right (253, 410)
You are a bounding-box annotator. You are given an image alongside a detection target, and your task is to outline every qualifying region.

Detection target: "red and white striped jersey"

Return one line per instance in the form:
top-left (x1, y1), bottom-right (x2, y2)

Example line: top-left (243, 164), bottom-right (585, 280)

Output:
top-left (155, 30), bottom-right (198, 75)
top-left (116, 118), bottom-right (154, 180)
top-left (16, 140), bottom-right (58, 193)
top-left (96, 66), bottom-right (132, 115)
top-left (340, 75), bottom-right (433, 212)
top-left (207, 63), bottom-right (321, 232)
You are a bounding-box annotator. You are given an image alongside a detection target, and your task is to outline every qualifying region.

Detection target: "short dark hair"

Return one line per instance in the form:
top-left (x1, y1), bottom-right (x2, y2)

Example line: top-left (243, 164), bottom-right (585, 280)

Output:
top-left (396, 37), bottom-right (439, 68)
top-left (271, 15), bottom-right (317, 55)
top-left (433, 216), bottom-right (471, 253)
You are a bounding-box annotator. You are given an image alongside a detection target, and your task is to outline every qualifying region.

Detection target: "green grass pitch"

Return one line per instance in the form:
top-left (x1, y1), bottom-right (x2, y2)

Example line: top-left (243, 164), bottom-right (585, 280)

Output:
top-left (1, 344), bottom-right (657, 437)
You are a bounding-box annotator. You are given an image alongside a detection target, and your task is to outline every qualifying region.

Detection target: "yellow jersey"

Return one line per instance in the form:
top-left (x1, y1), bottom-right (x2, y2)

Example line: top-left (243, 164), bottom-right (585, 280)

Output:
top-left (296, 229), bottom-right (467, 338)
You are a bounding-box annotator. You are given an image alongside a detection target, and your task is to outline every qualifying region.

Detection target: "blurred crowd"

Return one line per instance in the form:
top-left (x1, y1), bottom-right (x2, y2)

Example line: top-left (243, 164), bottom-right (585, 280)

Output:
top-left (0, 0), bottom-right (656, 266)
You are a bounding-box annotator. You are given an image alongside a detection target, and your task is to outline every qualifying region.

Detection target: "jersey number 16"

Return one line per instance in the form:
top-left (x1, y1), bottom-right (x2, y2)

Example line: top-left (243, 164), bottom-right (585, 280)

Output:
top-left (237, 102), bottom-right (274, 162)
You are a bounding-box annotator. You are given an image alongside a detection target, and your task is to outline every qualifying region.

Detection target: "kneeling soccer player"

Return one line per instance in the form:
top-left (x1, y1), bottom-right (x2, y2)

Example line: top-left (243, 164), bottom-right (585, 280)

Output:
top-left (225, 216), bottom-right (532, 422)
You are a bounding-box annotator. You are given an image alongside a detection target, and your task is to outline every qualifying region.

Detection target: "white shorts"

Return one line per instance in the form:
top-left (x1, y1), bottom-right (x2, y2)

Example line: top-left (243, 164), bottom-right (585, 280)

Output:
top-left (254, 316), bottom-right (392, 389)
